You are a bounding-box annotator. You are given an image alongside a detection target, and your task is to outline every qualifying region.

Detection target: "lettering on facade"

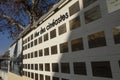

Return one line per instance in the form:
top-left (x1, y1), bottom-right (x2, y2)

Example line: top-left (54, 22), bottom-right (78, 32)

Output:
top-left (39, 12), bottom-right (69, 34)
top-left (34, 12), bottom-right (69, 37)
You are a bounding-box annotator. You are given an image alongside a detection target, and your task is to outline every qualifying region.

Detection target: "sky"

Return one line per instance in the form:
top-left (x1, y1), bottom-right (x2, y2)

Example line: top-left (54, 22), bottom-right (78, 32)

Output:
top-left (0, 32), bottom-right (13, 55)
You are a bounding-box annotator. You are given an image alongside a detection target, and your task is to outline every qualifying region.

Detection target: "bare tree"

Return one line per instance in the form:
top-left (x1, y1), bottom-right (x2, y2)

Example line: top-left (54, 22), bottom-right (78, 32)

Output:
top-left (0, 0), bottom-right (59, 39)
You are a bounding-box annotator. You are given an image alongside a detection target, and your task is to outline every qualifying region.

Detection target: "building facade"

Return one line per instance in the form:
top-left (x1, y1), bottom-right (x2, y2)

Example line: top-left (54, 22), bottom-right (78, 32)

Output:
top-left (9, 0), bottom-right (120, 80)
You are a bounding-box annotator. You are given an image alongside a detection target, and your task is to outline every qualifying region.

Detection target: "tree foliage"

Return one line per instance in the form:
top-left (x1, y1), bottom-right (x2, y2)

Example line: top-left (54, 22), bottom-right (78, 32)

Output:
top-left (0, 0), bottom-right (59, 39)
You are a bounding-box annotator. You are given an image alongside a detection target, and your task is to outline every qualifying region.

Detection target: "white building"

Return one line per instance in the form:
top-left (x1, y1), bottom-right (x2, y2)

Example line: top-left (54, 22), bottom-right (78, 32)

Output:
top-left (9, 0), bottom-right (120, 80)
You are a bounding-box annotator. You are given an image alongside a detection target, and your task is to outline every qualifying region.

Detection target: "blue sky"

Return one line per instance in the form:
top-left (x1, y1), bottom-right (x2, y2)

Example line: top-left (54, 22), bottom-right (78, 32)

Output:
top-left (0, 33), bottom-right (13, 55)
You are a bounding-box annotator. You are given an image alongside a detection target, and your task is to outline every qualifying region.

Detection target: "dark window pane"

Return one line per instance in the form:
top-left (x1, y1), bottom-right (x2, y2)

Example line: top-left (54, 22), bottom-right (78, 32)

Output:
top-left (28, 64), bottom-right (30, 69)
top-left (31, 73), bottom-right (34, 79)
top-left (28, 37), bottom-right (30, 42)
top-left (83, 0), bottom-right (97, 8)
top-left (51, 45), bottom-right (57, 55)
top-left (52, 63), bottom-right (59, 72)
top-left (71, 38), bottom-right (84, 51)
top-left (53, 77), bottom-right (59, 80)
top-left (28, 53), bottom-right (30, 58)
top-left (31, 41), bottom-right (33, 47)
top-left (35, 73), bottom-right (38, 80)
top-left (113, 26), bottom-right (120, 44)
top-left (25, 54), bottom-right (27, 59)
top-left (39, 64), bottom-right (43, 71)
top-left (44, 33), bottom-right (49, 41)
top-left (73, 62), bottom-right (87, 75)
top-left (61, 63), bottom-right (70, 73)
top-left (88, 31), bottom-right (106, 48)
top-left (44, 48), bottom-right (49, 56)
top-left (69, 1), bottom-right (80, 16)
top-left (39, 36), bottom-right (42, 44)
top-left (58, 24), bottom-right (66, 35)
top-left (34, 51), bottom-right (38, 57)
top-left (69, 16), bottom-right (80, 30)
top-left (60, 42), bottom-right (68, 53)
top-left (39, 49), bottom-right (43, 57)
top-left (50, 29), bottom-right (56, 39)
top-left (28, 43), bottom-right (30, 48)
top-left (84, 5), bottom-right (101, 24)
top-left (34, 39), bottom-right (38, 45)
top-left (28, 72), bottom-right (30, 77)
top-left (91, 61), bottom-right (112, 78)
top-left (25, 71), bottom-right (27, 76)
top-left (45, 75), bottom-right (50, 80)
top-left (35, 64), bottom-right (38, 70)
top-left (61, 78), bottom-right (69, 80)
top-left (25, 39), bottom-right (27, 43)
top-left (31, 64), bottom-right (33, 70)
top-left (31, 34), bottom-right (33, 40)
top-left (31, 52), bottom-right (33, 58)
top-left (40, 74), bottom-right (44, 80)
top-left (45, 63), bottom-right (50, 71)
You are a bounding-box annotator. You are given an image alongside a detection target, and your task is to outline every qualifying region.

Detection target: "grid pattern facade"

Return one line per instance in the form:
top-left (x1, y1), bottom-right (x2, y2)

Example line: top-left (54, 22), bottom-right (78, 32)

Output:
top-left (22, 0), bottom-right (120, 80)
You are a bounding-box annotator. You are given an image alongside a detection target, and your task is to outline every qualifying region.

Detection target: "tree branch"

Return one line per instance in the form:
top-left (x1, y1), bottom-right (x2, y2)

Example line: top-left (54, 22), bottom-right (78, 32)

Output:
top-left (1, 14), bottom-right (25, 30)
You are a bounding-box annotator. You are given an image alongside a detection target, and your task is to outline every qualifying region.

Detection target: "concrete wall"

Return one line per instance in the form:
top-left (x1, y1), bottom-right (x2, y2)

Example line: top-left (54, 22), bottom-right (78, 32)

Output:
top-left (0, 70), bottom-right (8, 80)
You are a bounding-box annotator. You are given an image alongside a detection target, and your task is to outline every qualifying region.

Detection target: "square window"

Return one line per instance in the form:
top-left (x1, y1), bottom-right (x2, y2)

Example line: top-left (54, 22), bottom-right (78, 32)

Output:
top-left (60, 42), bottom-right (68, 53)
top-left (44, 33), bottom-right (49, 42)
top-left (73, 62), bottom-right (87, 75)
top-left (112, 26), bottom-right (120, 44)
top-left (61, 63), bottom-right (70, 73)
top-left (91, 61), bottom-right (112, 78)
top-left (50, 29), bottom-right (56, 39)
top-left (40, 74), bottom-right (44, 80)
top-left (71, 38), bottom-right (84, 52)
top-left (84, 5), bottom-right (101, 24)
top-left (51, 45), bottom-right (57, 55)
top-left (83, 0), bottom-right (97, 8)
top-left (69, 16), bottom-right (80, 30)
top-left (45, 63), bottom-right (50, 71)
top-left (88, 31), bottom-right (106, 48)
top-left (39, 49), bottom-right (43, 57)
top-left (53, 77), bottom-right (59, 80)
top-left (45, 75), bottom-right (50, 80)
top-left (39, 64), bottom-right (43, 71)
top-left (58, 24), bottom-right (66, 35)
top-left (69, 1), bottom-right (80, 16)
top-left (44, 48), bottom-right (49, 56)
top-left (52, 63), bottom-right (59, 72)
